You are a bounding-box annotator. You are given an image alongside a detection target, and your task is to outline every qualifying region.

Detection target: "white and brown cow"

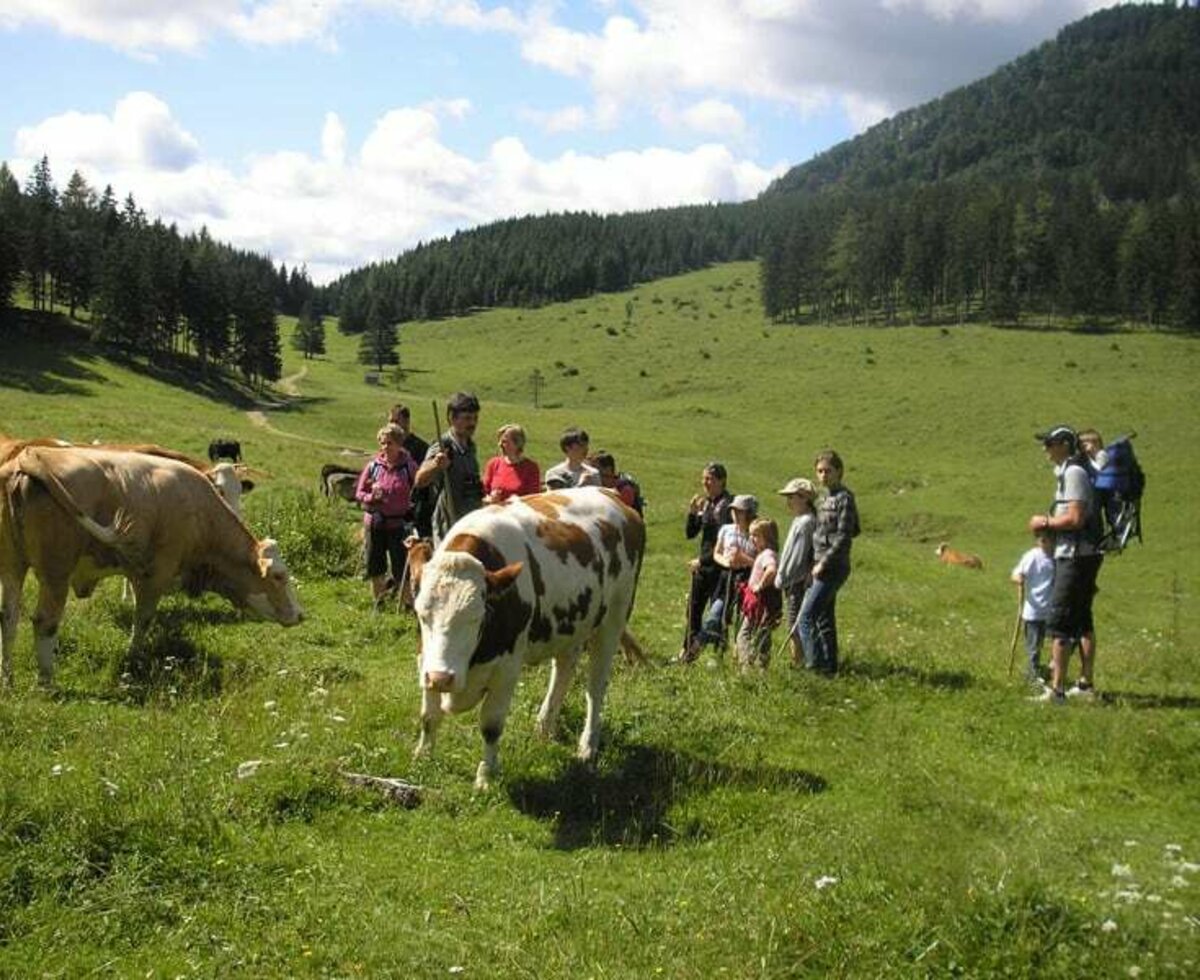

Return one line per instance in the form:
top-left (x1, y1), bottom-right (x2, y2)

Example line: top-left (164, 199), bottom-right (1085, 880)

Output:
top-left (0, 446), bottom-right (303, 687)
top-left (412, 487), bottom-right (644, 789)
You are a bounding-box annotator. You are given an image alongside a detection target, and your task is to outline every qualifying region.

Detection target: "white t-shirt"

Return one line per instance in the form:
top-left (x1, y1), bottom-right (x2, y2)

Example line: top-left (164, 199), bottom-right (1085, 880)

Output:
top-left (714, 524), bottom-right (755, 568)
top-left (1012, 546), bottom-right (1056, 620)
top-left (544, 460), bottom-right (601, 489)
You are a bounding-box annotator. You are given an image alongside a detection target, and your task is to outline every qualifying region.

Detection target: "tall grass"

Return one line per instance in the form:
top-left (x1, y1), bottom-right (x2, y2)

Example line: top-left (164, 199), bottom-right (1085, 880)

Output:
top-left (1, 263), bottom-right (1197, 977)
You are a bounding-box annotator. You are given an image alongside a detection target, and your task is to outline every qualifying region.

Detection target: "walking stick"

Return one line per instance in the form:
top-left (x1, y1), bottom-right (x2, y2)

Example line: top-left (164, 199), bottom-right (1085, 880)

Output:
top-left (1007, 581), bottom-right (1024, 678)
top-left (431, 399), bottom-right (459, 528)
top-left (680, 568), bottom-right (696, 657)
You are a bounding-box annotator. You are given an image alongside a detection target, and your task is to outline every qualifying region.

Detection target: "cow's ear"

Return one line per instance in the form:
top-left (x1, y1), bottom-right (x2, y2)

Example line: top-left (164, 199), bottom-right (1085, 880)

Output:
top-left (484, 561), bottom-right (523, 594)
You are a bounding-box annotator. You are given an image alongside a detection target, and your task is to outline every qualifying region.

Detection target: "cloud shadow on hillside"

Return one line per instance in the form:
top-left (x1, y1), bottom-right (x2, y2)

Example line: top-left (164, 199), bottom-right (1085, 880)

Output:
top-left (506, 739), bottom-right (826, 852)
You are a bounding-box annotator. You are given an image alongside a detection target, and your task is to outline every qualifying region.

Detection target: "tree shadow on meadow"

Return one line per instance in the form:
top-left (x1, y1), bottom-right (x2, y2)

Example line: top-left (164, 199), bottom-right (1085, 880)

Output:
top-left (840, 658), bottom-right (974, 690)
top-left (506, 738), bottom-right (826, 852)
top-left (0, 311), bottom-right (106, 396)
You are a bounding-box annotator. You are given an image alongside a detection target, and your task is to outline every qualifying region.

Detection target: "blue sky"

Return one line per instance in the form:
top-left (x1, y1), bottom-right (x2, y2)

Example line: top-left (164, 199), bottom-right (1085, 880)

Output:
top-left (0, 1), bottom-right (1132, 282)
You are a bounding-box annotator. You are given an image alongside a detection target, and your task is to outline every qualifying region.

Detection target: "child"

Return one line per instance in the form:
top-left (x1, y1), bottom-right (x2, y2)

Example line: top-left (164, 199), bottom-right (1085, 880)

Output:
top-left (736, 518), bottom-right (782, 670)
top-left (544, 427), bottom-right (601, 489)
top-left (1011, 529), bottom-right (1056, 686)
top-left (697, 494), bottom-right (758, 653)
top-left (775, 477), bottom-right (818, 667)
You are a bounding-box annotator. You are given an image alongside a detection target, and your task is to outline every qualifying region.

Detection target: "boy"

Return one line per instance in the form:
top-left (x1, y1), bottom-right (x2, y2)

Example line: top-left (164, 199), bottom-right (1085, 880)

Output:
top-left (1011, 529), bottom-right (1056, 687)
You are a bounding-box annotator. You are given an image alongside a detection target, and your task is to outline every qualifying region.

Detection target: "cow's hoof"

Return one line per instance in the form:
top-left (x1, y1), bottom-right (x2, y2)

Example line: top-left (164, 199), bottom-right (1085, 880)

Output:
top-left (474, 763), bottom-right (496, 791)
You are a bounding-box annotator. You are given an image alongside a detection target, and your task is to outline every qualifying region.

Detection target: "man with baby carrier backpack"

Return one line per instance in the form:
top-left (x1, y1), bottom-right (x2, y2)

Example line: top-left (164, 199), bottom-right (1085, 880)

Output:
top-left (1025, 425), bottom-right (1146, 705)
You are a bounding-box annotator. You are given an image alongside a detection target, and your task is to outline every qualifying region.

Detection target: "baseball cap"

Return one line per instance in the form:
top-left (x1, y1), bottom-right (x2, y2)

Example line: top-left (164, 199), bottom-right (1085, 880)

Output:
top-left (730, 494), bottom-right (758, 515)
top-left (777, 477), bottom-right (816, 498)
top-left (1035, 425), bottom-right (1077, 447)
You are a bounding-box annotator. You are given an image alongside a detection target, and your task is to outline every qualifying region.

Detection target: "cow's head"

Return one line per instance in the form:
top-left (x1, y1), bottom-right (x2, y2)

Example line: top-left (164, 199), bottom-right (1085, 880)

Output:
top-left (206, 462), bottom-right (256, 516)
top-left (414, 550), bottom-right (522, 693)
top-left (242, 538), bottom-right (305, 626)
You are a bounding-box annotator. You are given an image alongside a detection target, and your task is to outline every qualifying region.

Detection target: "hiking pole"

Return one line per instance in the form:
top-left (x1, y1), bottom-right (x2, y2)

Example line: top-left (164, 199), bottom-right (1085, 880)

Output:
top-left (680, 569), bottom-right (696, 660)
top-left (431, 399), bottom-right (459, 528)
top-left (1007, 581), bottom-right (1024, 678)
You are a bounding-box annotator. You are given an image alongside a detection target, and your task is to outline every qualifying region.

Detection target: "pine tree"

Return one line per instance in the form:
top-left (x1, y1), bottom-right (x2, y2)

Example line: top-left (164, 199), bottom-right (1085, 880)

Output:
top-left (59, 170), bottom-right (98, 319)
top-left (0, 163), bottom-right (21, 311)
top-left (22, 155), bottom-right (57, 311)
top-left (358, 295), bottom-right (398, 372)
top-left (291, 299), bottom-right (326, 358)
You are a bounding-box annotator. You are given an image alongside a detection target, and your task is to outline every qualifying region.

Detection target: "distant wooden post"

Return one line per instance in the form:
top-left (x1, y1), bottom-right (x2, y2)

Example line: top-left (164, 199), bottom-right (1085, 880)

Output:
top-left (530, 369), bottom-right (545, 409)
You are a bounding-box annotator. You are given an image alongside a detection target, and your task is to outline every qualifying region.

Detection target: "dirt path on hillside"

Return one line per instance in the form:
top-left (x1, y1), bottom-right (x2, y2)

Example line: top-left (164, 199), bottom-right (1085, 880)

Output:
top-left (246, 364), bottom-right (369, 457)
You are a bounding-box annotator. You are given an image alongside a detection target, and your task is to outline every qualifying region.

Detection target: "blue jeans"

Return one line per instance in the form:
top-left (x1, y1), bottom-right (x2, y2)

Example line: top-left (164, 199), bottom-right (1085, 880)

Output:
top-left (799, 564), bottom-right (850, 674)
top-left (1023, 619), bottom-right (1047, 680)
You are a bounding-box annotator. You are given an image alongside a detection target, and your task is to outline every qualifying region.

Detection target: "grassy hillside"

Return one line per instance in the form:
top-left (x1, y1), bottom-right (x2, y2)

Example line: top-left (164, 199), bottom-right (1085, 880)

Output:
top-left (1, 264), bottom-right (1198, 977)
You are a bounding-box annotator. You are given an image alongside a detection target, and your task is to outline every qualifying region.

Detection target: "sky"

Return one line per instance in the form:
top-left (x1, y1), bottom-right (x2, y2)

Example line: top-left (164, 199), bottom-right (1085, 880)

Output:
top-left (0, 1), bottom-right (1138, 284)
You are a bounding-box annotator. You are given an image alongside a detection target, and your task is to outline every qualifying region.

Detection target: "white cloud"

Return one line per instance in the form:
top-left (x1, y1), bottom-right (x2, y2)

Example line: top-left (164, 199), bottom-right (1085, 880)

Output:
top-left (675, 100), bottom-right (747, 138)
top-left (0, 0), bottom-right (521, 54)
top-left (9, 93), bottom-right (781, 284)
top-left (840, 93), bottom-right (892, 133)
top-left (15, 92), bottom-right (200, 171)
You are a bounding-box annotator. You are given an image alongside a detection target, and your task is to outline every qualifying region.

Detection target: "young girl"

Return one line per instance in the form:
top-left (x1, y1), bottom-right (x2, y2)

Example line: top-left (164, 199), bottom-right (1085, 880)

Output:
top-left (736, 518), bottom-right (782, 670)
top-left (776, 478), bottom-right (818, 667)
top-left (696, 494), bottom-right (758, 653)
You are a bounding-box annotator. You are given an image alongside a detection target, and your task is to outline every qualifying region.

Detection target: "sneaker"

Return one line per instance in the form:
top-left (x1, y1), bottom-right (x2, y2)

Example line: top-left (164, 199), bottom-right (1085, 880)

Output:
top-left (1066, 682), bottom-right (1096, 701)
top-left (1030, 687), bottom-right (1065, 705)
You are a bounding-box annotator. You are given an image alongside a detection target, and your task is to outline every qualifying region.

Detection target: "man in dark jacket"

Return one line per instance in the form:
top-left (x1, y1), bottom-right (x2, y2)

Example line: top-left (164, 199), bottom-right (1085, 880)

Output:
top-left (414, 392), bottom-right (483, 545)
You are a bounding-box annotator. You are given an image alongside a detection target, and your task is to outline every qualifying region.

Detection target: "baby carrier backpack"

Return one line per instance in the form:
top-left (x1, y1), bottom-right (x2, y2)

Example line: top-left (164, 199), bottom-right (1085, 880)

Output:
top-left (1092, 434), bottom-right (1146, 553)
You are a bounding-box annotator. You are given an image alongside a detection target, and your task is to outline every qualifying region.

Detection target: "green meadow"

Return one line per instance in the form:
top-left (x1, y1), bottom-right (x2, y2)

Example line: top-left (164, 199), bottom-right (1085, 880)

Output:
top-left (1, 261), bottom-right (1198, 977)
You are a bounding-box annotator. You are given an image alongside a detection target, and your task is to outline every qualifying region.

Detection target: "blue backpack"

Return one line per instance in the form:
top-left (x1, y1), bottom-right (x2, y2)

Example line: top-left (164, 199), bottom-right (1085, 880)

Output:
top-left (1092, 434), bottom-right (1145, 553)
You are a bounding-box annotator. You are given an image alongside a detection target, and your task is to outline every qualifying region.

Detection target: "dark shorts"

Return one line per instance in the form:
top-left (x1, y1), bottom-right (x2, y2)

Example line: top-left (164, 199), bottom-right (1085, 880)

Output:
top-left (1047, 554), bottom-right (1103, 640)
top-left (364, 520), bottom-right (411, 580)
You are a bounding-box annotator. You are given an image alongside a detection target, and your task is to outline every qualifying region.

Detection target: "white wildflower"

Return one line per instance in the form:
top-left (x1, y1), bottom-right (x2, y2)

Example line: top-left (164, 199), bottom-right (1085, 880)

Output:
top-left (100, 778), bottom-right (119, 797)
top-left (1124, 840), bottom-right (1139, 847)
top-left (1128, 967), bottom-right (1141, 978)
top-left (814, 876), bottom-right (839, 890)
top-left (1101, 919), bottom-right (1119, 933)
top-left (51, 764), bottom-right (63, 776)
top-left (236, 760), bottom-right (264, 779)
top-left (1165, 844), bottom-right (1183, 853)
top-left (1169, 876), bottom-right (1188, 889)
top-left (330, 713), bottom-right (347, 723)
top-left (1112, 863), bottom-right (1134, 878)
top-left (264, 700), bottom-right (277, 711)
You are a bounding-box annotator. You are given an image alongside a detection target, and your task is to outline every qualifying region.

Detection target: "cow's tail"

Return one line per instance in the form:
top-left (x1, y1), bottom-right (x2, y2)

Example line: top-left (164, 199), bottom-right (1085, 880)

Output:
top-left (14, 447), bottom-right (136, 551)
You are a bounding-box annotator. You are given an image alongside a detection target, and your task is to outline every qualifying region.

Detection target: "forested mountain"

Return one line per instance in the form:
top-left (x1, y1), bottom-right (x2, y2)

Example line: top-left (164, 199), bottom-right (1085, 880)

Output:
top-left (757, 2), bottom-right (1200, 329)
top-left (0, 158), bottom-right (316, 386)
top-left (765, 2), bottom-right (1199, 202)
top-left (326, 2), bottom-right (1200, 331)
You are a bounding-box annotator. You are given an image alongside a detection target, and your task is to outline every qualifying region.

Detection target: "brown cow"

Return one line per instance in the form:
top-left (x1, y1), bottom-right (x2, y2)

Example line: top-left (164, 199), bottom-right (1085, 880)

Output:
top-left (0, 447), bottom-right (303, 687)
top-left (935, 542), bottom-right (984, 570)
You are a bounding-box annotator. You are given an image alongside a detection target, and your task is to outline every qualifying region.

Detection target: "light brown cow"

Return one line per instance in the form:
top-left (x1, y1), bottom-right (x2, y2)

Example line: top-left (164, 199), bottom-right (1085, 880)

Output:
top-left (0, 446), bottom-right (303, 687)
top-left (935, 542), bottom-right (984, 570)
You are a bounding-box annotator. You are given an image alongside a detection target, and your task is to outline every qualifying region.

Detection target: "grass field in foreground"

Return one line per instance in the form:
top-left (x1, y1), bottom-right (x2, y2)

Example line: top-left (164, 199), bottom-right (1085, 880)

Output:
top-left (0, 262), bottom-right (1198, 977)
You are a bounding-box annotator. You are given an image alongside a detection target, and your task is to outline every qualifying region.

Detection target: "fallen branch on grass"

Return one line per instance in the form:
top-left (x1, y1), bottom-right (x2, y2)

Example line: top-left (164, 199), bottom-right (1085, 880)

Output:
top-left (339, 771), bottom-right (424, 808)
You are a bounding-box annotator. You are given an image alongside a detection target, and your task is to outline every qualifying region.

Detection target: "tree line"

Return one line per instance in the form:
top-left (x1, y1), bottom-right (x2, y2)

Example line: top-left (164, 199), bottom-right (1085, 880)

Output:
top-left (0, 157), bottom-right (323, 386)
top-left (322, 204), bottom-right (763, 333)
top-left (759, 173), bottom-right (1200, 329)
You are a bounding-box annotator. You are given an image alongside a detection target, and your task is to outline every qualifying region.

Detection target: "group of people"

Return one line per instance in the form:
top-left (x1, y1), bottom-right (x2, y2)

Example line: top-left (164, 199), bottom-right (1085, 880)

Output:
top-left (678, 451), bottom-right (860, 674)
top-left (352, 393), bottom-right (639, 606)
top-left (1013, 426), bottom-right (1109, 703)
top-left (349, 394), bottom-right (1111, 694)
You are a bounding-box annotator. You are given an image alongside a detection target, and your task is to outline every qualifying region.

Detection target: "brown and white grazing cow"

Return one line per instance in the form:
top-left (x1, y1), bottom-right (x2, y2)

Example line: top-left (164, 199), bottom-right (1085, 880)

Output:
top-left (0, 447), bottom-right (303, 687)
top-left (412, 487), bottom-right (644, 789)
top-left (935, 542), bottom-right (984, 570)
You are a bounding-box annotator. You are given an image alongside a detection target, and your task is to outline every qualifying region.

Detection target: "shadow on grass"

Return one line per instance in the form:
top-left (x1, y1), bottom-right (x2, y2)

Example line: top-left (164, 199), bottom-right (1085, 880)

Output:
top-left (0, 310), bottom-right (106, 396)
top-left (507, 739), bottom-right (826, 851)
top-left (841, 659), bottom-right (973, 690)
top-left (1100, 690), bottom-right (1200, 710)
